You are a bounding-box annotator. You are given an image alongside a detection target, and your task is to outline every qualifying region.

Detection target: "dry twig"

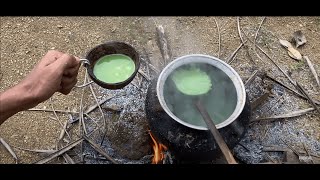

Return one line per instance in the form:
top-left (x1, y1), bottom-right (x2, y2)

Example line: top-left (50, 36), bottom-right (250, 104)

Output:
top-left (251, 107), bottom-right (316, 122)
top-left (295, 82), bottom-right (320, 114)
top-left (226, 42), bottom-right (245, 64)
top-left (0, 138), bottom-right (18, 163)
top-left (245, 70), bottom-right (259, 87)
top-left (83, 136), bottom-right (118, 164)
top-left (27, 108), bottom-right (78, 114)
top-left (156, 25), bottom-right (172, 68)
top-left (143, 48), bottom-right (152, 79)
top-left (302, 143), bottom-right (314, 164)
top-left (49, 99), bottom-right (71, 144)
top-left (304, 56), bottom-right (320, 89)
top-left (266, 74), bottom-right (320, 105)
top-left (34, 138), bottom-right (83, 164)
top-left (263, 146), bottom-right (320, 158)
top-left (237, 17), bottom-right (245, 44)
top-left (253, 17), bottom-right (266, 64)
top-left (87, 82), bottom-right (108, 145)
top-left (214, 18), bottom-right (221, 58)
top-left (251, 91), bottom-right (271, 110)
top-left (12, 145), bottom-right (56, 154)
top-left (138, 69), bottom-right (151, 81)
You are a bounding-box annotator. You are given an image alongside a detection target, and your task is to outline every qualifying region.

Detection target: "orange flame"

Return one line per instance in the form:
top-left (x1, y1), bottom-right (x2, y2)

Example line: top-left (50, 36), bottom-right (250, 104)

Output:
top-left (149, 131), bottom-right (168, 164)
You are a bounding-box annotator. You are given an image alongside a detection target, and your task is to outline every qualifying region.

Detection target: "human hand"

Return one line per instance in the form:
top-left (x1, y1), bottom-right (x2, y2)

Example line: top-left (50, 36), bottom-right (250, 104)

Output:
top-left (19, 50), bottom-right (80, 105)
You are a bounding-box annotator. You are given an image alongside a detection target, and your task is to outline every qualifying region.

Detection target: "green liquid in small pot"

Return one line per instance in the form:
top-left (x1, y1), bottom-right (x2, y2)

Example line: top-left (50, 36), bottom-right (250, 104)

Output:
top-left (93, 54), bottom-right (135, 83)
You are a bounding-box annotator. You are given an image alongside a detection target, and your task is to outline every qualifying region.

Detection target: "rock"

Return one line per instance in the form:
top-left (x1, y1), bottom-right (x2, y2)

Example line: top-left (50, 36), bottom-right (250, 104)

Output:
top-left (105, 111), bottom-right (151, 160)
top-left (57, 25), bottom-right (63, 29)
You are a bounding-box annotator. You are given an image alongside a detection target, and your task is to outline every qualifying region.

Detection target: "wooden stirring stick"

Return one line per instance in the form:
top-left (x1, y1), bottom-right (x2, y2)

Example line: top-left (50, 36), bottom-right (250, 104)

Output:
top-left (195, 100), bottom-right (238, 164)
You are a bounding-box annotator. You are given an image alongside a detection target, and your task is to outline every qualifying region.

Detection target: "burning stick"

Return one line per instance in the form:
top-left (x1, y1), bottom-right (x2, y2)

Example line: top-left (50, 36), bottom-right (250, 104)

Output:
top-left (148, 131), bottom-right (167, 164)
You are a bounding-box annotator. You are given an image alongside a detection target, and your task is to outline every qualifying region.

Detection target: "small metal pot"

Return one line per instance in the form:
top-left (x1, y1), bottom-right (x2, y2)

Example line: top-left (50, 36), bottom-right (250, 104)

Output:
top-left (145, 54), bottom-right (251, 163)
top-left (84, 41), bottom-right (140, 89)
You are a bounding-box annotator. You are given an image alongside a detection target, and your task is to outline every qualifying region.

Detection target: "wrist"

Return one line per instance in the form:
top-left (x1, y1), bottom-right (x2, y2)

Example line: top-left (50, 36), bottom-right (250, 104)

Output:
top-left (13, 81), bottom-right (40, 110)
top-left (0, 82), bottom-right (38, 124)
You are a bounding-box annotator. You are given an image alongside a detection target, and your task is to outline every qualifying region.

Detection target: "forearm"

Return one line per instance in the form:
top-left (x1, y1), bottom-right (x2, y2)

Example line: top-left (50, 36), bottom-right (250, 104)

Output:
top-left (0, 83), bottom-right (38, 125)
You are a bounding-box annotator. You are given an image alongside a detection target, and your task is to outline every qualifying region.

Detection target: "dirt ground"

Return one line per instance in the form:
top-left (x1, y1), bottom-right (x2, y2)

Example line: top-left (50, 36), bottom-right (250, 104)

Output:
top-left (0, 16), bottom-right (319, 164)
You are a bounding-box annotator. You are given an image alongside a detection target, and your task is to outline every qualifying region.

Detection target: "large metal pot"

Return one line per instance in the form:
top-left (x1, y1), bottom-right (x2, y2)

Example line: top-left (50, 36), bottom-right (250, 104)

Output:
top-left (145, 54), bottom-right (251, 163)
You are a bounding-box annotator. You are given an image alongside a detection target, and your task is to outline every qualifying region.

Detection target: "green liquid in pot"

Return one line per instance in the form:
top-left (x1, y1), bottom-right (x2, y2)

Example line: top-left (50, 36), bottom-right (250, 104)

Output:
top-left (93, 54), bottom-right (135, 83)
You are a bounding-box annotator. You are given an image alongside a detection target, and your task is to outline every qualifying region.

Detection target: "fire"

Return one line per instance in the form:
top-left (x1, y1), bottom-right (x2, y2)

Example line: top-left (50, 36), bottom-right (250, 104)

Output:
top-left (149, 131), bottom-right (168, 164)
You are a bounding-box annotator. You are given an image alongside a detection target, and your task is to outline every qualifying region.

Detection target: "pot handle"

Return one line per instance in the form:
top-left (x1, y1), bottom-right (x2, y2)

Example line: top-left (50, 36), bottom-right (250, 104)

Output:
top-left (73, 59), bottom-right (92, 88)
top-left (79, 59), bottom-right (90, 67)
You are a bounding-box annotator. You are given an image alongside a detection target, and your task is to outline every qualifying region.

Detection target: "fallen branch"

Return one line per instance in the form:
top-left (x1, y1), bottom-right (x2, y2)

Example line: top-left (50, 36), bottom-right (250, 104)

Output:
top-left (143, 48), bottom-right (152, 79)
top-left (50, 99), bottom-right (71, 142)
top-left (87, 81), bottom-right (108, 145)
top-left (263, 146), bottom-right (320, 158)
top-left (237, 17), bottom-right (245, 44)
top-left (251, 91), bottom-right (271, 110)
top-left (83, 136), bottom-right (118, 164)
top-left (12, 145), bottom-right (56, 154)
top-left (214, 18), bottom-right (221, 58)
top-left (84, 94), bottom-right (117, 115)
top-left (251, 107), bottom-right (315, 122)
top-left (281, 139), bottom-right (301, 157)
top-left (27, 108), bottom-right (78, 114)
top-left (156, 25), bottom-right (172, 68)
top-left (0, 138), bottom-right (19, 164)
top-left (254, 17), bottom-right (266, 43)
top-left (138, 69), bottom-right (151, 81)
top-left (143, 60), bottom-right (159, 74)
top-left (57, 119), bottom-right (69, 147)
top-left (302, 142), bottom-right (314, 164)
top-left (62, 153), bottom-right (75, 164)
top-left (253, 17), bottom-right (266, 64)
top-left (264, 153), bottom-right (278, 164)
top-left (266, 74), bottom-right (320, 105)
top-left (78, 69), bottom-right (88, 163)
top-left (34, 138), bottom-right (83, 164)
top-left (226, 42), bottom-right (245, 64)
top-left (245, 70), bottom-right (259, 87)
top-left (295, 82), bottom-right (320, 114)
top-left (74, 81), bottom-right (94, 88)
top-left (255, 43), bottom-right (296, 86)
top-left (265, 95), bottom-right (285, 114)
top-left (236, 17), bottom-right (257, 65)
top-left (304, 56), bottom-right (320, 89)
top-left (79, 82), bottom-right (88, 135)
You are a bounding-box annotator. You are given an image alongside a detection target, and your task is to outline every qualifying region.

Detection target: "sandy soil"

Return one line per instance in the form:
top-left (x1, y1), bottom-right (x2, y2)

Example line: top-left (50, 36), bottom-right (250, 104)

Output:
top-left (0, 16), bottom-right (319, 164)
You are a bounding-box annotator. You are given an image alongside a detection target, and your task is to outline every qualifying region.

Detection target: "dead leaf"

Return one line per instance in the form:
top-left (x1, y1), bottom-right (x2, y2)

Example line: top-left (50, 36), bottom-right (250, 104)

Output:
top-left (293, 30), bottom-right (307, 48)
top-left (288, 47), bottom-right (302, 61)
top-left (279, 39), bottom-right (293, 48)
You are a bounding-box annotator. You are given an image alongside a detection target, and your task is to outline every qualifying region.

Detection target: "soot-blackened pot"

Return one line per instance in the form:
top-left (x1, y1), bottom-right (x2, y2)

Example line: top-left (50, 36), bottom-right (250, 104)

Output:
top-left (145, 54), bottom-right (251, 163)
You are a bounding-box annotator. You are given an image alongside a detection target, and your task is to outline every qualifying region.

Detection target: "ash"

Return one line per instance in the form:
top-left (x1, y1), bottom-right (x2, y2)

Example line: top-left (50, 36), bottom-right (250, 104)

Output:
top-left (233, 75), bottom-right (320, 164)
top-left (81, 57), bottom-right (164, 164)
top-left (80, 53), bottom-right (319, 164)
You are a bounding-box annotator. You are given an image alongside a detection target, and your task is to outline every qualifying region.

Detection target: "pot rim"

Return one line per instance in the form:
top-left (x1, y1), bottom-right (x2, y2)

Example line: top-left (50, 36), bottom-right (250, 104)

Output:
top-left (156, 54), bottom-right (246, 130)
